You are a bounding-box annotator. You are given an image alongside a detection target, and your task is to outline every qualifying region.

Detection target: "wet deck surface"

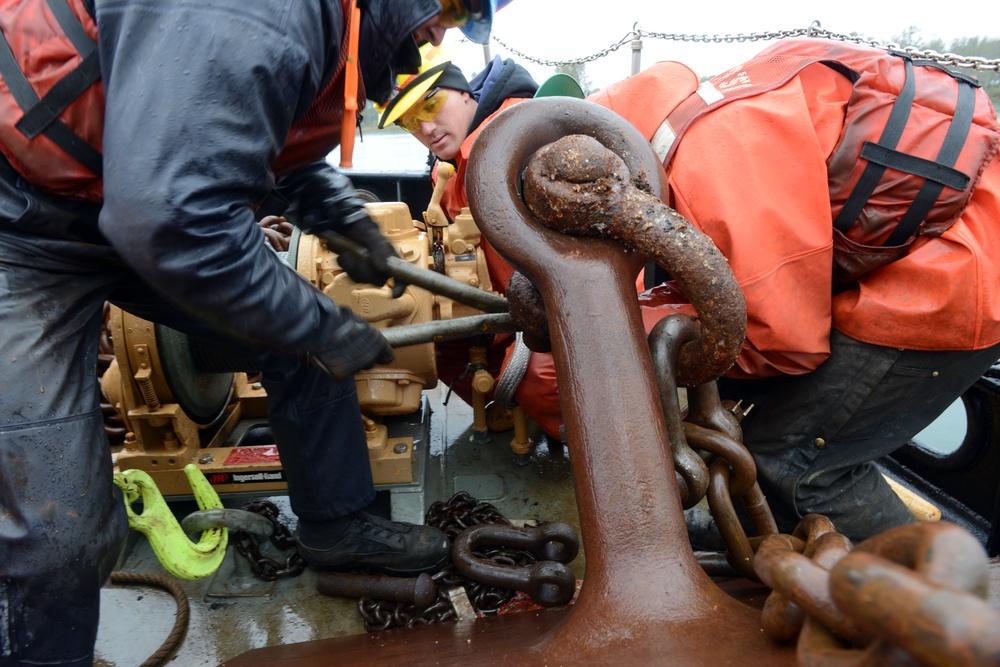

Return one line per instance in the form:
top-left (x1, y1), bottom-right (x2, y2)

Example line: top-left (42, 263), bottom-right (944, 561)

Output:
top-left (94, 385), bottom-right (582, 666)
top-left (94, 383), bottom-right (1000, 666)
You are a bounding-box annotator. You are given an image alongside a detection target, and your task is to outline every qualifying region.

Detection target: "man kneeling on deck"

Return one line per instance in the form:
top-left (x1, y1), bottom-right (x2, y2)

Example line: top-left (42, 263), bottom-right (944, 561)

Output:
top-left (376, 50), bottom-right (542, 408)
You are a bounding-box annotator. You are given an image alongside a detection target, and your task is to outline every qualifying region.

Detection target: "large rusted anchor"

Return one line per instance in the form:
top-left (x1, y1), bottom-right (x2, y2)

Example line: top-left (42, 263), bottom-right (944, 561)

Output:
top-left (471, 97), bottom-right (789, 663)
top-left (223, 96), bottom-right (788, 666)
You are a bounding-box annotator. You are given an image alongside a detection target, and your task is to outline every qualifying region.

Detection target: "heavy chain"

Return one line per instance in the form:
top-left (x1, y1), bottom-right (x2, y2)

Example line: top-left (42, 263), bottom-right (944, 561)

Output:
top-left (643, 312), bottom-right (1000, 660)
top-left (491, 30), bottom-right (635, 68)
top-left (231, 491), bottom-right (536, 621)
top-left (492, 21), bottom-right (1000, 72)
top-left (232, 500), bottom-right (306, 581)
top-left (359, 491), bottom-right (542, 632)
top-left (683, 383), bottom-right (1000, 667)
top-left (673, 387), bottom-right (1000, 662)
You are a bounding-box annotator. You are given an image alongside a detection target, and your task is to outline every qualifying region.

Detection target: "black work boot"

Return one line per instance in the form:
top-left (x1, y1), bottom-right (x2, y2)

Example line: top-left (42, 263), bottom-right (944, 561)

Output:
top-left (296, 512), bottom-right (450, 575)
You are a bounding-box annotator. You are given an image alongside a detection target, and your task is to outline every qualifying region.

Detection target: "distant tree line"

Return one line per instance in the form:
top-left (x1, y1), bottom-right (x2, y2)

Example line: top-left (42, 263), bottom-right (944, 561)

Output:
top-left (893, 28), bottom-right (999, 106)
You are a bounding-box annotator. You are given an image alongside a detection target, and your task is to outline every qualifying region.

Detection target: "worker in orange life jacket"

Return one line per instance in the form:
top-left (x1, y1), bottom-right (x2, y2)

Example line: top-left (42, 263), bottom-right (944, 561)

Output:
top-left (507, 38), bottom-right (1000, 544)
top-left (376, 53), bottom-right (540, 411)
top-left (0, 0), bottom-right (499, 663)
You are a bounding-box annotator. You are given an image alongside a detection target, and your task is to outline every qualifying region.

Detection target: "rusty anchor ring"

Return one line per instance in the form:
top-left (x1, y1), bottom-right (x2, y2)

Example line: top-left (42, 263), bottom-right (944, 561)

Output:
top-left (519, 134), bottom-right (746, 387)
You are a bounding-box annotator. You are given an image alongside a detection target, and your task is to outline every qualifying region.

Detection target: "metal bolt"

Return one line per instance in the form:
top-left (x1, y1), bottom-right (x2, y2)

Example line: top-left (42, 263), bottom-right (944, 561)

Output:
top-left (199, 453), bottom-right (215, 464)
top-left (318, 571), bottom-right (436, 609)
top-left (393, 442), bottom-right (408, 454)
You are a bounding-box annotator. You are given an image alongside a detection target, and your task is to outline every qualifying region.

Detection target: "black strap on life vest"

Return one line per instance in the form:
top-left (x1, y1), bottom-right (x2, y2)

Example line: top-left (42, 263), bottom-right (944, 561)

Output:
top-left (0, 0), bottom-right (103, 176)
top-left (832, 54), bottom-right (975, 246)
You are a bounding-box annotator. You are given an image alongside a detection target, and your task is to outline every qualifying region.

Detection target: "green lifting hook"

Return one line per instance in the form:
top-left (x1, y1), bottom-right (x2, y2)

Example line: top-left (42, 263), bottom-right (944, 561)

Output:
top-left (113, 463), bottom-right (229, 580)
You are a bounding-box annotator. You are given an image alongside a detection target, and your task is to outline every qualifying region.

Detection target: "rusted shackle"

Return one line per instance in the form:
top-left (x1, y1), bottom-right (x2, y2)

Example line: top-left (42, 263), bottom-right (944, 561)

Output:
top-left (452, 523), bottom-right (579, 607)
top-left (522, 134), bottom-right (747, 387)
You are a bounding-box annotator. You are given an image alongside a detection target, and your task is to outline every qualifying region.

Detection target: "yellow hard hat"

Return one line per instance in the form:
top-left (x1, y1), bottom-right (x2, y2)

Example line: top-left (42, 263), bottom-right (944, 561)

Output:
top-left (377, 44), bottom-right (464, 129)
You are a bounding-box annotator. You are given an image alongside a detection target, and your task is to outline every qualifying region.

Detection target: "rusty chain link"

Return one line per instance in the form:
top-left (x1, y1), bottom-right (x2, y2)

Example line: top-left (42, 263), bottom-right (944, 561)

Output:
top-left (645, 314), bottom-right (1000, 662)
top-left (232, 500), bottom-right (306, 581)
top-left (492, 21), bottom-right (1000, 73)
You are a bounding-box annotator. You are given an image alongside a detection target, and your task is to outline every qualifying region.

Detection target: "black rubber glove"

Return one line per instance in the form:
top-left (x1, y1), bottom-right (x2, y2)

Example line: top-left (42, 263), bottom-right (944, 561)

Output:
top-left (308, 310), bottom-right (395, 380)
top-left (337, 222), bottom-right (398, 288)
top-left (278, 162), bottom-right (405, 295)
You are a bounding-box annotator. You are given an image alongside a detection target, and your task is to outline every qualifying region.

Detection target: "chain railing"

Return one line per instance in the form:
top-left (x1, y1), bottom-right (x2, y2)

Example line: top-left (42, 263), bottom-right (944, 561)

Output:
top-left (491, 21), bottom-right (1000, 73)
top-left (491, 29), bottom-right (636, 68)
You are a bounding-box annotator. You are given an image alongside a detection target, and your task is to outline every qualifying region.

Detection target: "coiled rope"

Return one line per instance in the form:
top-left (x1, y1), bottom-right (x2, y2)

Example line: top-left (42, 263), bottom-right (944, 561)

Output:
top-left (107, 572), bottom-right (190, 666)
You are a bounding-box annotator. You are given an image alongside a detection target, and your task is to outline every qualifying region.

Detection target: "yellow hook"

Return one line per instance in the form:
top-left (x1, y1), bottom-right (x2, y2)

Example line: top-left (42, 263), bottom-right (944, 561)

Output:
top-left (114, 464), bottom-right (228, 580)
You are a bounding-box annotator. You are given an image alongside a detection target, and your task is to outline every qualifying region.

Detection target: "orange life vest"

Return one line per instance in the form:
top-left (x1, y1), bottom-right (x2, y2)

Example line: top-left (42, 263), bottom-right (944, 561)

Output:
top-left (658, 39), bottom-right (1000, 284)
top-left (0, 0), bottom-right (362, 203)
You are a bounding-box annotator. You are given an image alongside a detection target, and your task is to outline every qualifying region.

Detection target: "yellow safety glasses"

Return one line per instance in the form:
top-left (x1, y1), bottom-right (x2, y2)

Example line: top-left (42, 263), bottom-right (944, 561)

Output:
top-left (437, 0), bottom-right (470, 28)
top-left (395, 88), bottom-right (449, 133)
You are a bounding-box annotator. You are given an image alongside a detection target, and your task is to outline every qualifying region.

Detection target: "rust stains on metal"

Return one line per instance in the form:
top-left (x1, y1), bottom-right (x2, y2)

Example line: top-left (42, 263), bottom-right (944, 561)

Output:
top-left (522, 133), bottom-right (746, 388)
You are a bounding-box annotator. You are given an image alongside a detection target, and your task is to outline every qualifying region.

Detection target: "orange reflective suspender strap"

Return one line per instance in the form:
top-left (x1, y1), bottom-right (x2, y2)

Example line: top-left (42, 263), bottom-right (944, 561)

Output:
top-left (339, 0), bottom-right (360, 168)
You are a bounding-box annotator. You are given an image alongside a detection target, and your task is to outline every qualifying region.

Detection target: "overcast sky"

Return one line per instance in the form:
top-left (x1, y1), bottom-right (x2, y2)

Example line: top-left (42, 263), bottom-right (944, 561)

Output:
top-left (440, 1), bottom-right (1000, 92)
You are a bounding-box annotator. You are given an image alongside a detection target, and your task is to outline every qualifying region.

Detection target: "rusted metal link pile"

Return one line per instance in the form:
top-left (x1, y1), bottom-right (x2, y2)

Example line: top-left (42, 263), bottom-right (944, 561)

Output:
top-left (356, 492), bottom-right (580, 632)
top-left (658, 372), bottom-right (1000, 664)
top-left (230, 492), bottom-right (582, 632)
